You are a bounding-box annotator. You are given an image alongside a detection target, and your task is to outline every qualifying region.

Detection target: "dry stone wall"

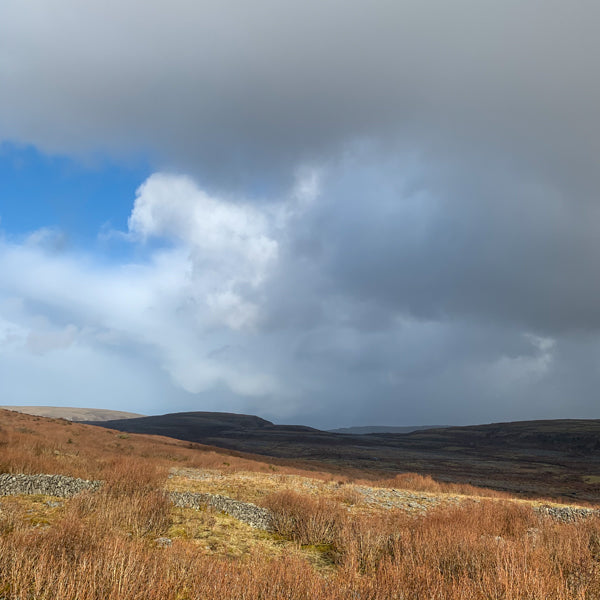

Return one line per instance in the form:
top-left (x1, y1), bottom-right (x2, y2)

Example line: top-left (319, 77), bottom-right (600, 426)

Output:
top-left (533, 504), bottom-right (599, 523)
top-left (1, 473), bottom-right (597, 528)
top-left (169, 491), bottom-right (273, 530)
top-left (0, 473), bottom-right (101, 497)
top-left (0, 473), bottom-right (273, 530)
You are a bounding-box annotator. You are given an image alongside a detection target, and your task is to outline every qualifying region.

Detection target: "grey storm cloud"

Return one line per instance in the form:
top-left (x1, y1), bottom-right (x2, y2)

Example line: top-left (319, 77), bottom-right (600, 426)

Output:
top-left (1, 0), bottom-right (599, 190)
top-left (2, 1), bottom-right (600, 427)
top-left (297, 153), bottom-right (600, 336)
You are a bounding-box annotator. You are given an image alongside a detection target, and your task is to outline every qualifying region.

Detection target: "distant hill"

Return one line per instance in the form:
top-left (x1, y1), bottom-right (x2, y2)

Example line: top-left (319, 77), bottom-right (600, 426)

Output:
top-left (88, 411), bottom-right (319, 438)
top-left (88, 412), bottom-right (600, 501)
top-left (329, 425), bottom-right (444, 435)
top-left (0, 406), bottom-right (144, 422)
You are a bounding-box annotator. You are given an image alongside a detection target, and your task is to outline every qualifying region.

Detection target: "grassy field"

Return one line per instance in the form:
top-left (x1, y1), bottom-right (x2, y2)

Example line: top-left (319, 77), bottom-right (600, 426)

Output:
top-left (1, 409), bottom-right (600, 599)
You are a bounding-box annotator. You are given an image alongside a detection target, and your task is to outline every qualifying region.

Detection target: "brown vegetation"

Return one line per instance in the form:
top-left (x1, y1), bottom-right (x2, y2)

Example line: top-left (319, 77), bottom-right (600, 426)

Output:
top-left (263, 490), bottom-right (344, 545)
top-left (90, 411), bottom-right (600, 501)
top-left (0, 408), bottom-right (320, 481)
top-left (263, 490), bottom-right (600, 597)
top-left (2, 409), bottom-right (600, 599)
top-left (366, 472), bottom-right (510, 498)
top-left (2, 486), bottom-right (600, 599)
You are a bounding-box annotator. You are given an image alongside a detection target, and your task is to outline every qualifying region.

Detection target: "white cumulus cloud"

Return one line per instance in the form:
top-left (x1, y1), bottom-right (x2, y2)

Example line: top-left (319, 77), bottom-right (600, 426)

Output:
top-left (0, 173), bottom-right (292, 406)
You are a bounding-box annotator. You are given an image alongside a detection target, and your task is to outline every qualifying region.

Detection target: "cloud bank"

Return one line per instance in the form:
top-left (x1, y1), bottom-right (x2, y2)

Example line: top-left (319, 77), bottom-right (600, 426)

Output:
top-left (2, 165), bottom-right (599, 427)
top-left (1, 1), bottom-right (600, 425)
top-left (2, 1), bottom-right (599, 190)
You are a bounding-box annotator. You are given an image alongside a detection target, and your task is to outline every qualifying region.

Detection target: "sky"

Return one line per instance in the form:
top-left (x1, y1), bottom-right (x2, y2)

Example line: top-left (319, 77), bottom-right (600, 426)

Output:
top-left (1, 1), bottom-right (600, 428)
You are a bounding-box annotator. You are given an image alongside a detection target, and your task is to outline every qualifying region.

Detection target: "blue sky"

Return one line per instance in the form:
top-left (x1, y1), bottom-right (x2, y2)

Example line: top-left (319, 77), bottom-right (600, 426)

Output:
top-left (2, 1), bottom-right (600, 428)
top-left (0, 144), bottom-right (150, 250)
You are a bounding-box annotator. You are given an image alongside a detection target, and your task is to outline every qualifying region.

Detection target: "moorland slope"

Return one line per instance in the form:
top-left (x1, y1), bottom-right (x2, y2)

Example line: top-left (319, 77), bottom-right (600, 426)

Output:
top-left (1, 405), bottom-right (144, 421)
top-left (90, 412), bottom-right (600, 501)
top-left (1, 408), bottom-right (600, 599)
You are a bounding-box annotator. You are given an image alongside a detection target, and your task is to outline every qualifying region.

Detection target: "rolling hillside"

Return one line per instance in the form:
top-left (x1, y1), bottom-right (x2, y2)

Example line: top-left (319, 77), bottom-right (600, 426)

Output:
top-left (88, 412), bottom-right (600, 501)
top-left (0, 406), bottom-right (144, 421)
top-left (1, 407), bottom-right (599, 599)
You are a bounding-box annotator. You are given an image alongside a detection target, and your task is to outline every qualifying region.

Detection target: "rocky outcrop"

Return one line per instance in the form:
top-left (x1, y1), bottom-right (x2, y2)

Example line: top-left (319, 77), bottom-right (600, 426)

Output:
top-left (0, 473), bottom-right (101, 497)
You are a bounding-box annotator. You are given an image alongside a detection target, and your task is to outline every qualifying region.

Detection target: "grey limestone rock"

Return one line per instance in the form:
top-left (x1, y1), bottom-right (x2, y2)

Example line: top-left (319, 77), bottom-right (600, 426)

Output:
top-left (0, 473), bottom-right (274, 530)
top-left (533, 504), bottom-right (599, 523)
top-left (169, 491), bottom-right (274, 531)
top-left (0, 473), bottom-right (101, 497)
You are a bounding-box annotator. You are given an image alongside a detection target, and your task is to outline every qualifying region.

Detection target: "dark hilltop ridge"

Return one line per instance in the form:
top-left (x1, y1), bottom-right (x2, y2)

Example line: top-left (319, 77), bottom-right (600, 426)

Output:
top-left (87, 412), bottom-right (600, 502)
top-left (329, 425), bottom-right (444, 434)
top-left (86, 411), bottom-right (319, 440)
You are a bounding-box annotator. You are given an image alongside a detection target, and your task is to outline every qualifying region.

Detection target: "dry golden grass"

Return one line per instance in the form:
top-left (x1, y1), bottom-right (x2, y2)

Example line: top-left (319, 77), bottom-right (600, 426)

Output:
top-left (0, 409), bottom-right (274, 478)
top-left (2, 408), bottom-right (600, 599)
top-left (168, 505), bottom-right (291, 559)
top-left (0, 408), bottom-right (515, 497)
top-left (0, 408), bottom-right (343, 483)
top-left (166, 469), bottom-right (343, 503)
top-left (263, 490), bottom-right (345, 546)
top-left (372, 472), bottom-right (511, 497)
top-left (2, 490), bottom-right (600, 599)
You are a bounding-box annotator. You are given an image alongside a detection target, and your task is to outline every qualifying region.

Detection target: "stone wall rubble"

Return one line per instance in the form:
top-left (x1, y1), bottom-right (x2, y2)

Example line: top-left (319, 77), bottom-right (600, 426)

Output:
top-left (169, 491), bottom-right (273, 530)
top-left (0, 473), bottom-right (272, 530)
top-left (0, 473), bottom-right (596, 529)
top-left (533, 504), bottom-right (599, 523)
top-left (0, 473), bottom-right (101, 497)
